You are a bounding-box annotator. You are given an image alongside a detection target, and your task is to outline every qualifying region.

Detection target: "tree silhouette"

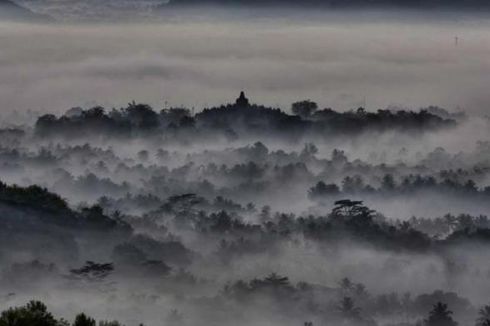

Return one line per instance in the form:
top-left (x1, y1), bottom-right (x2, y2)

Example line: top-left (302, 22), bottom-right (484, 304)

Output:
top-left (292, 100), bottom-right (318, 119)
top-left (332, 200), bottom-right (375, 222)
top-left (476, 305), bottom-right (490, 326)
top-left (73, 313), bottom-right (96, 326)
top-left (263, 273), bottom-right (290, 287)
top-left (424, 302), bottom-right (458, 326)
top-left (0, 300), bottom-right (59, 326)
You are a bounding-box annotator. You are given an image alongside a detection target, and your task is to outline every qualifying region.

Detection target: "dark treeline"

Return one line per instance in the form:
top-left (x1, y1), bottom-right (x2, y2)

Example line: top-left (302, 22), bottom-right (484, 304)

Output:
top-left (34, 93), bottom-right (455, 141)
top-left (2, 292), bottom-right (490, 326)
top-left (2, 295), bottom-right (490, 326)
top-left (2, 128), bottom-right (490, 215)
top-left (0, 300), bottom-right (125, 326)
top-left (2, 156), bottom-right (490, 325)
top-left (2, 180), bottom-right (490, 325)
top-left (309, 174), bottom-right (490, 201)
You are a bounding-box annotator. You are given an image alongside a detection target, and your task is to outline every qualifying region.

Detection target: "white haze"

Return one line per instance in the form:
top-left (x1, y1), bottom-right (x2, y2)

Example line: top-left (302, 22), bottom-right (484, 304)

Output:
top-left (2, 10), bottom-right (490, 326)
top-left (1, 13), bottom-right (490, 117)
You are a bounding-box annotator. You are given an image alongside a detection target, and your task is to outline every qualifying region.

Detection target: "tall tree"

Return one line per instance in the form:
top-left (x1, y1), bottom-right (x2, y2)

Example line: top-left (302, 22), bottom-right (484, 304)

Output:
top-left (424, 302), bottom-right (458, 326)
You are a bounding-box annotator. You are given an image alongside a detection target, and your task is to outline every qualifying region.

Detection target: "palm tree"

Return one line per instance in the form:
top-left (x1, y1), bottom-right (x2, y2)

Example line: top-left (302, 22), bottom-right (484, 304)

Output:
top-left (424, 302), bottom-right (458, 326)
top-left (476, 305), bottom-right (490, 326)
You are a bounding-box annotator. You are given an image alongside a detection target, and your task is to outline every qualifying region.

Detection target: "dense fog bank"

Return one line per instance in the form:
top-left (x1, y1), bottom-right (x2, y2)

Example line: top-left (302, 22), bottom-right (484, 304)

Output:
top-left (1, 14), bottom-right (490, 113)
top-left (2, 7), bottom-right (490, 326)
top-left (1, 92), bottom-right (490, 326)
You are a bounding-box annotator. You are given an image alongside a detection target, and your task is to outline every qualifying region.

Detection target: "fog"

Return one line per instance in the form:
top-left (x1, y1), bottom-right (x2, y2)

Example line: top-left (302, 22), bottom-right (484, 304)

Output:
top-left (2, 7), bottom-right (490, 326)
top-left (1, 13), bottom-right (490, 117)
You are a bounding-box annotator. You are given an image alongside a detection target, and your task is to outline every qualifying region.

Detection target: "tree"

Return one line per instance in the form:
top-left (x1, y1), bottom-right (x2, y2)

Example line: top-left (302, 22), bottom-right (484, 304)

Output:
top-left (263, 273), bottom-right (290, 288)
top-left (424, 302), bottom-right (458, 326)
top-left (332, 200), bottom-right (375, 221)
top-left (308, 181), bottom-right (340, 199)
top-left (301, 143), bottom-right (318, 158)
top-left (292, 100), bottom-right (318, 119)
top-left (0, 300), bottom-right (59, 326)
top-left (249, 273), bottom-right (291, 292)
top-left (0, 302), bottom-right (128, 326)
top-left (35, 114), bottom-right (57, 136)
top-left (476, 305), bottom-right (490, 326)
top-left (124, 103), bottom-right (159, 130)
top-left (331, 149), bottom-right (348, 166)
top-left (179, 116), bottom-right (196, 128)
top-left (73, 314), bottom-right (95, 326)
top-left (381, 174), bottom-right (396, 192)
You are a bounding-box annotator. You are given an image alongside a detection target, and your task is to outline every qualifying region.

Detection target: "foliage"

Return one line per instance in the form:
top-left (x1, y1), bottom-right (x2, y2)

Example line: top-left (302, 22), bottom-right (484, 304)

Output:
top-left (424, 302), bottom-right (458, 326)
top-left (73, 314), bottom-right (96, 326)
top-left (476, 305), bottom-right (490, 326)
top-left (0, 182), bottom-right (69, 213)
top-left (0, 302), bottom-right (126, 326)
top-left (34, 95), bottom-right (455, 140)
top-left (0, 301), bottom-right (60, 326)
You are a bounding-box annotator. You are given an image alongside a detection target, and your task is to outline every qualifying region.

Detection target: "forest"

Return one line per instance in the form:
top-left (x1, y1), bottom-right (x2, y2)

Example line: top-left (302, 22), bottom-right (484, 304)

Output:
top-left (1, 92), bottom-right (490, 326)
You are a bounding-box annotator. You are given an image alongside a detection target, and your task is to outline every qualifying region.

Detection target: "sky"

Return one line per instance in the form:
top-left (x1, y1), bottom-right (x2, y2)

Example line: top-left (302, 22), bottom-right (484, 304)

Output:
top-left (1, 10), bottom-right (490, 117)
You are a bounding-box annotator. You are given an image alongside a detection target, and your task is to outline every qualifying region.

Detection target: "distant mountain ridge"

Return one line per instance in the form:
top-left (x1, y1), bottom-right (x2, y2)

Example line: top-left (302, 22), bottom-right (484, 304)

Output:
top-left (0, 0), bottom-right (52, 21)
top-left (166, 0), bottom-right (490, 9)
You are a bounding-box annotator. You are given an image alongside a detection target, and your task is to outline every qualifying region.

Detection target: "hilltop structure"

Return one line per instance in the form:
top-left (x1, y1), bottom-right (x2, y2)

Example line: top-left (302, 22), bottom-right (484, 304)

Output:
top-left (235, 91), bottom-right (250, 108)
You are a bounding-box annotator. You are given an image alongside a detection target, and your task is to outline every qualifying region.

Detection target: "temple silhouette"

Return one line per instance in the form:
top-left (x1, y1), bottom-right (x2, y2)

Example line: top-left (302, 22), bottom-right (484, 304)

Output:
top-left (235, 91), bottom-right (250, 108)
